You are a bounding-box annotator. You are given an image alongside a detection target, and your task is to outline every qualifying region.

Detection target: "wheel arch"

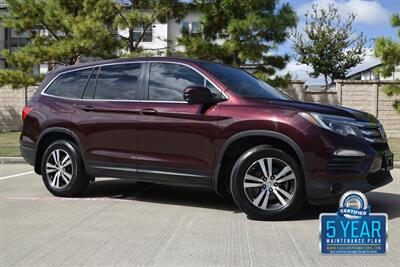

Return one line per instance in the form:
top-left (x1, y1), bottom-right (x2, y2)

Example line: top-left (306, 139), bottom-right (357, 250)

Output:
top-left (213, 130), bottom-right (308, 195)
top-left (34, 127), bottom-right (84, 174)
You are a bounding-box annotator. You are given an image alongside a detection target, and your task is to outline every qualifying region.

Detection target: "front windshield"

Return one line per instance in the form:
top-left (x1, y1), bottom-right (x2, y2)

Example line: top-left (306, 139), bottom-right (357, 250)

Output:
top-left (198, 61), bottom-right (290, 100)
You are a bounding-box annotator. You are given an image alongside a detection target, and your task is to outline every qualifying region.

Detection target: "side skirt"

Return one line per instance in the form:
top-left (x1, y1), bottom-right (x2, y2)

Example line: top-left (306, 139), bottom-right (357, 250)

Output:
top-left (86, 160), bottom-right (213, 188)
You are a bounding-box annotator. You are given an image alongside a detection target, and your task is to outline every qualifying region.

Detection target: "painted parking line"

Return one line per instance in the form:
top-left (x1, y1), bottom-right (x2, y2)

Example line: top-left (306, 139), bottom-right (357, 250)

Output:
top-left (0, 182), bottom-right (154, 202)
top-left (0, 196), bottom-right (134, 202)
top-left (0, 171), bottom-right (34, 181)
top-left (0, 185), bottom-right (154, 203)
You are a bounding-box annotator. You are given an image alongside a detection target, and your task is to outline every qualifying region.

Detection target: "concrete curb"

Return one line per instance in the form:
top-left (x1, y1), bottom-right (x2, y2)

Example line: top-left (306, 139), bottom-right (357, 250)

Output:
top-left (1, 157), bottom-right (400, 168)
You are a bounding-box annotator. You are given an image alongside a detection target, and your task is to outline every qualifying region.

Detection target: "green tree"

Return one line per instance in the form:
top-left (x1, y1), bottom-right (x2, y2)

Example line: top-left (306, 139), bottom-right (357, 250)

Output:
top-left (178, 0), bottom-right (297, 87)
top-left (114, 0), bottom-right (187, 56)
top-left (0, 0), bottom-right (188, 89)
top-left (375, 14), bottom-right (400, 114)
top-left (292, 4), bottom-right (366, 89)
top-left (0, 0), bottom-right (119, 89)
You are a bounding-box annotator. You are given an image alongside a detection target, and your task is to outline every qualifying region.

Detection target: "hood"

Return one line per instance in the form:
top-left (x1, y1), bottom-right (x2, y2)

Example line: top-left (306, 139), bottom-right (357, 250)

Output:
top-left (248, 98), bottom-right (379, 123)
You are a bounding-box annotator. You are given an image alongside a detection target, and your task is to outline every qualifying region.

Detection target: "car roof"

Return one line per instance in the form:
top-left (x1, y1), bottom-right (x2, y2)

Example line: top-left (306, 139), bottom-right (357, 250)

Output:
top-left (49, 56), bottom-right (202, 75)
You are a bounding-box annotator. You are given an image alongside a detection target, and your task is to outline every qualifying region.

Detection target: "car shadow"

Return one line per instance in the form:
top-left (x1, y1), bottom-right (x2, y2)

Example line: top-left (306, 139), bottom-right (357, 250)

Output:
top-left (82, 180), bottom-right (400, 220)
top-left (83, 179), bottom-right (240, 212)
top-left (366, 191), bottom-right (400, 220)
top-left (286, 191), bottom-right (400, 221)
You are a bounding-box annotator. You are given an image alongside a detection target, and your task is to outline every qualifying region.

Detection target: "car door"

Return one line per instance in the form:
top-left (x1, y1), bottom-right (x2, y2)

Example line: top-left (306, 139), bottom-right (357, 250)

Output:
top-left (135, 61), bottom-right (224, 185)
top-left (70, 62), bottom-right (144, 178)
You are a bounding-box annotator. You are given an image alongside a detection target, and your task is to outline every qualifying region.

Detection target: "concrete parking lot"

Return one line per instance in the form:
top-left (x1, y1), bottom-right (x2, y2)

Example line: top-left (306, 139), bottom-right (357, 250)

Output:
top-left (0, 164), bottom-right (399, 267)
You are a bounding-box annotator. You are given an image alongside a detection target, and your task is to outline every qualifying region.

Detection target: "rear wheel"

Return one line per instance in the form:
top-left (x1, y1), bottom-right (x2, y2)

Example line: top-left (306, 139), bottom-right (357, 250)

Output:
top-left (230, 145), bottom-right (305, 220)
top-left (41, 140), bottom-right (89, 197)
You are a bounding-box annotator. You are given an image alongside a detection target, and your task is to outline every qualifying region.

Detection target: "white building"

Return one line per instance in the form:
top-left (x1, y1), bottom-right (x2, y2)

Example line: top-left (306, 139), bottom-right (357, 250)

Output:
top-left (346, 63), bottom-right (400, 81)
top-left (119, 11), bottom-right (200, 55)
top-left (346, 49), bottom-right (400, 81)
top-left (0, 2), bottom-right (201, 74)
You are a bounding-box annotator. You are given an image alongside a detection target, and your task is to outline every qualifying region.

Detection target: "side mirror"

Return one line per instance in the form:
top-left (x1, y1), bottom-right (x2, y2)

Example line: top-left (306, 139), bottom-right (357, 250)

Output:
top-left (183, 86), bottom-right (221, 105)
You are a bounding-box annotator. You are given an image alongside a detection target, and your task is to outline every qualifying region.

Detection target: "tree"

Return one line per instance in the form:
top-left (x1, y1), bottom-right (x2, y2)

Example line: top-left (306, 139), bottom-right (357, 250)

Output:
top-left (0, 0), bottom-right (187, 89)
top-left (375, 14), bottom-right (400, 114)
top-left (177, 0), bottom-right (297, 88)
top-left (0, 0), bottom-right (119, 89)
top-left (114, 0), bottom-right (187, 56)
top-left (292, 4), bottom-right (366, 89)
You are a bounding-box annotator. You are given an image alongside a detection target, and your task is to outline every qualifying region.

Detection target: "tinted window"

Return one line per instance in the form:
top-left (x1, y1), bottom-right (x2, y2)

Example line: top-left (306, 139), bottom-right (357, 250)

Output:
top-left (82, 67), bottom-right (99, 99)
top-left (45, 68), bottom-right (92, 98)
top-left (95, 63), bottom-right (141, 100)
top-left (149, 63), bottom-right (205, 101)
top-left (198, 62), bottom-right (290, 100)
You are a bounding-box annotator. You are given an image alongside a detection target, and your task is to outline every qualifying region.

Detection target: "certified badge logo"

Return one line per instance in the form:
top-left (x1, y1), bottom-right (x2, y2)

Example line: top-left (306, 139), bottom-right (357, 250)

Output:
top-left (338, 190), bottom-right (370, 219)
top-left (320, 190), bottom-right (388, 254)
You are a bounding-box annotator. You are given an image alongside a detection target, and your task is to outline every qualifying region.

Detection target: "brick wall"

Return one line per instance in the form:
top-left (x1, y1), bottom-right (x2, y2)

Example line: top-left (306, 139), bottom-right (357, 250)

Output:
top-left (281, 80), bottom-right (400, 137)
top-left (0, 86), bottom-right (37, 132)
top-left (283, 80), bottom-right (339, 106)
top-left (336, 80), bottom-right (400, 138)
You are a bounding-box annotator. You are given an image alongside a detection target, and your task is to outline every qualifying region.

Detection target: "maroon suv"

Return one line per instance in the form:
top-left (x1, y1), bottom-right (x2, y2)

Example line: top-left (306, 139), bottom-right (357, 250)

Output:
top-left (20, 57), bottom-right (394, 219)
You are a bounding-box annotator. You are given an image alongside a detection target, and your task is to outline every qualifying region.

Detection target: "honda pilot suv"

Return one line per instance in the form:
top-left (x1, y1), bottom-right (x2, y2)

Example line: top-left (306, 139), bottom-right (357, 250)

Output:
top-left (20, 57), bottom-right (394, 220)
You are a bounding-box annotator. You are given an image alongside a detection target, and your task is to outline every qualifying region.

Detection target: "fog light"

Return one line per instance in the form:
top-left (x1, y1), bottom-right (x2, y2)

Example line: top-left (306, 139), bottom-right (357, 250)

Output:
top-left (331, 183), bottom-right (344, 195)
top-left (333, 149), bottom-right (365, 157)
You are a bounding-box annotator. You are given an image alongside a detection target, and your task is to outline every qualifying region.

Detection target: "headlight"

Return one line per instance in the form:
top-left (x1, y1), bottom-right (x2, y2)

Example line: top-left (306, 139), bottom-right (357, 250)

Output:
top-left (299, 112), bottom-right (363, 138)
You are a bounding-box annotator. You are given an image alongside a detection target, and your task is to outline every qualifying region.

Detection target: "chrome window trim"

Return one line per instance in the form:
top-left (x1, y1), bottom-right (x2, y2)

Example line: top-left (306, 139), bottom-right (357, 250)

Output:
top-left (40, 60), bottom-right (228, 103)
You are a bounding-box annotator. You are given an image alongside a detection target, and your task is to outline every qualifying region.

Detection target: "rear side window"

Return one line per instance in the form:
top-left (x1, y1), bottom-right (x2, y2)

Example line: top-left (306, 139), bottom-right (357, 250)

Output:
top-left (45, 68), bottom-right (92, 98)
top-left (149, 63), bottom-right (205, 101)
top-left (94, 63), bottom-right (141, 100)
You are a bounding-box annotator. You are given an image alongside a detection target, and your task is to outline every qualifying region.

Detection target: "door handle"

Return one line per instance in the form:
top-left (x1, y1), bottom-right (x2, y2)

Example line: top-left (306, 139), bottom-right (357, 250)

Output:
top-left (140, 108), bottom-right (158, 115)
top-left (78, 105), bottom-right (96, 112)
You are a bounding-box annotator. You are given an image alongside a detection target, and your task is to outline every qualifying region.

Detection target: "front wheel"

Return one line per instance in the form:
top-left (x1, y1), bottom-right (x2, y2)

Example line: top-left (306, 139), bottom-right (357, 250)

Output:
top-left (230, 145), bottom-right (305, 220)
top-left (41, 140), bottom-right (89, 197)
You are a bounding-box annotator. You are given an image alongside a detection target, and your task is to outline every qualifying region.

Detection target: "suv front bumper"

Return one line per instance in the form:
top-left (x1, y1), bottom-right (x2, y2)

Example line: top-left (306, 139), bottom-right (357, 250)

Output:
top-left (307, 169), bottom-right (393, 205)
top-left (305, 138), bottom-right (394, 205)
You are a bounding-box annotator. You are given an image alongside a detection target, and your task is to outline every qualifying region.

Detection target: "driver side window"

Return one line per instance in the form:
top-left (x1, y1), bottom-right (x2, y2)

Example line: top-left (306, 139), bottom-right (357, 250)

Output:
top-left (148, 63), bottom-right (205, 101)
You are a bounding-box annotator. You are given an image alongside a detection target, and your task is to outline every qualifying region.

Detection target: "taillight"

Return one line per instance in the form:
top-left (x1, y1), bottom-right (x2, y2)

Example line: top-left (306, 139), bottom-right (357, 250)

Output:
top-left (22, 106), bottom-right (33, 121)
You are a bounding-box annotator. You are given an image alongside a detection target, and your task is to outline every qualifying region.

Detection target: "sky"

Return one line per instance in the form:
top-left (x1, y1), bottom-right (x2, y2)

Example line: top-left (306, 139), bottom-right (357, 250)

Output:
top-left (181, 0), bottom-right (398, 84)
top-left (277, 0), bottom-right (399, 84)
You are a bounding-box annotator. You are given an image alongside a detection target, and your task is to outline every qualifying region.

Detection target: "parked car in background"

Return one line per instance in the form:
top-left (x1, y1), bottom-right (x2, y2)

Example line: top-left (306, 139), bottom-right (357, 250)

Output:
top-left (20, 57), bottom-right (393, 220)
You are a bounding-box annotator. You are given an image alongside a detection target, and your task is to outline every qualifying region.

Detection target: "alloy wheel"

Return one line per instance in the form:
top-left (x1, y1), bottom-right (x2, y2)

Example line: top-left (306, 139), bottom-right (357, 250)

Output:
top-left (243, 157), bottom-right (296, 210)
top-left (45, 149), bottom-right (73, 189)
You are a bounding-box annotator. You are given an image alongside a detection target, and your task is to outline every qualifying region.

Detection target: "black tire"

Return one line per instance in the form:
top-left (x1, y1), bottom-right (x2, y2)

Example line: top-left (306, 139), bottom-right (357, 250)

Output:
top-left (41, 140), bottom-right (89, 197)
top-left (230, 145), bottom-right (305, 220)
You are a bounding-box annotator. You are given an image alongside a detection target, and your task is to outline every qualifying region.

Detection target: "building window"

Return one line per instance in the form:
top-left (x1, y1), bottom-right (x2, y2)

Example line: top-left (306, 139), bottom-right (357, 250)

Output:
top-left (2, 28), bottom-right (53, 73)
top-left (133, 26), bottom-right (153, 43)
top-left (182, 21), bottom-right (200, 34)
top-left (3, 29), bottom-right (32, 70)
top-left (191, 22), bottom-right (200, 33)
top-left (182, 21), bottom-right (190, 32)
top-left (5, 29), bottom-right (30, 52)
